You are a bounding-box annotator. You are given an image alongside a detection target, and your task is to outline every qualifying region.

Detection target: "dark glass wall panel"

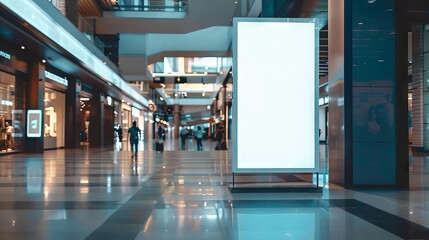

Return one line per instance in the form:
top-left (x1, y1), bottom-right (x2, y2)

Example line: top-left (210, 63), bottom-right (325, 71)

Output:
top-left (351, 0), bottom-right (396, 185)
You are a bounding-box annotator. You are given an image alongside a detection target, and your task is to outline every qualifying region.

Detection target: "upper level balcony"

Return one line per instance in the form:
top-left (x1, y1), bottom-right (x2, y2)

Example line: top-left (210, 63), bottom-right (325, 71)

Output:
top-left (99, 0), bottom-right (187, 12)
top-left (97, 0), bottom-right (188, 18)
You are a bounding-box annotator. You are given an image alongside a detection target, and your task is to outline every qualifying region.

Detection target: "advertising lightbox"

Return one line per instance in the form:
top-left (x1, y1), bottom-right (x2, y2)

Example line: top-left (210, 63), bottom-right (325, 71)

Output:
top-left (27, 110), bottom-right (42, 138)
top-left (233, 18), bottom-right (319, 173)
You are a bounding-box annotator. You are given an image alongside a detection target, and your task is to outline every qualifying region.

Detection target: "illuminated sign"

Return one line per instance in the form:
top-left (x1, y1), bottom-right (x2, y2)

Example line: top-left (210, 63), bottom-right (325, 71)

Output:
top-left (1, 100), bottom-right (13, 106)
top-left (233, 18), bottom-right (319, 173)
top-left (27, 110), bottom-right (42, 137)
top-left (0, 50), bottom-right (11, 60)
top-left (132, 107), bottom-right (140, 117)
top-left (107, 96), bottom-right (112, 106)
top-left (45, 71), bottom-right (68, 86)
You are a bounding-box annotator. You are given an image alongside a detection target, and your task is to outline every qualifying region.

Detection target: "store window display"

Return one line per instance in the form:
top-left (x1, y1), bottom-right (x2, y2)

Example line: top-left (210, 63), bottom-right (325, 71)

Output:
top-left (44, 88), bottom-right (65, 149)
top-left (0, 71), bottom-right (20, 153)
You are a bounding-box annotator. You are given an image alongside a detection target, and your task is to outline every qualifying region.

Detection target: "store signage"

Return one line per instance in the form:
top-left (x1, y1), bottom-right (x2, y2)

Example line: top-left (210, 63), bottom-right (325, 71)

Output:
top-left (1, 100), bottom-right (13, 106)
top-left (148, 100), bottom-right (156, 112)
top-left (45, 71), bottom-right (68, 87)
top-left (153, 77), bottom-right (165, 84)
top-left (175, 77), bottom-right (187, 84)
top-left (132, 107), bottom-right (140, 118)
top-left (107, 96), bottom-right (112, 106)
top-left (0, 50), bottom-right (11, 60)
top-left (27, 110), bottom-right (42, 137)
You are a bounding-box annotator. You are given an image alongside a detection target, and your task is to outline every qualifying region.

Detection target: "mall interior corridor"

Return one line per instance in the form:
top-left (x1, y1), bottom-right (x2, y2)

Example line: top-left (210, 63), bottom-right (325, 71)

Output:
top-left (0, 139), bottom-right (428, 240)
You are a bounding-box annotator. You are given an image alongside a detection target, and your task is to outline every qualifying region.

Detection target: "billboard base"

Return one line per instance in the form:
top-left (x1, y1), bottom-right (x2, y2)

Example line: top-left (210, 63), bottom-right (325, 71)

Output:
top-left (228, 183), bottom-right (322, 193)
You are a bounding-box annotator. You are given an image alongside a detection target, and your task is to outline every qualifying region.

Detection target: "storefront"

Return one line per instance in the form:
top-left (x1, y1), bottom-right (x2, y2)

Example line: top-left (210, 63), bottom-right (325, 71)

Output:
top-left (79, 83), bottom-right (93, 145)
top-left (0, 45), bottom-right (26, 154)
top-left (122, 102), bottom-right (132, 131)
top-left (319, 96), bottom-right (329, 143)
top-left (43, 68), bottom-right (67, 149)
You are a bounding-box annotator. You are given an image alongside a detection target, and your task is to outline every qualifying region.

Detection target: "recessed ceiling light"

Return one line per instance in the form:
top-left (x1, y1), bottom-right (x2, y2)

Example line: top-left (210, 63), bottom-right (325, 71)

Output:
top-left (358, 22), bottom-right (363, 25)
top-left (21, 46), bottom-right (25, 50)
top-left (42, 59), bottom-right (46, 63)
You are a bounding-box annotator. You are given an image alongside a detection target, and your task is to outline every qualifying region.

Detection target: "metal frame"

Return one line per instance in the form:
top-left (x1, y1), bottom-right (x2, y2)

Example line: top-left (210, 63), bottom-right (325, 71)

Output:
top-left (232, 17), bottom-right (320, 174)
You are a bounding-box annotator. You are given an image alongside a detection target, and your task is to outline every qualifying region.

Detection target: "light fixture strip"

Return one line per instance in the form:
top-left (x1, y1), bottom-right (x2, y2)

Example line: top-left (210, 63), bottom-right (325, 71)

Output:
top-left (0, 0), bottom-right (148, 108)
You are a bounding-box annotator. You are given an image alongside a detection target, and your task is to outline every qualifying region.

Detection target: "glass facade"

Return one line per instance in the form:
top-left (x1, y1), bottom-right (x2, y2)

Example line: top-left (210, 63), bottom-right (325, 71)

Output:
top-left (351, 0), bottom-right (396, 185)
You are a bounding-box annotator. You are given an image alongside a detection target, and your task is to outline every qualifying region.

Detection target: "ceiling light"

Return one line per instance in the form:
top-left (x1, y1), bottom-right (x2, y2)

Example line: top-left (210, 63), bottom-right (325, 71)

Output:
top-left (121, 99), bottom-right (125, 102)
top-left (21, 46), bottom-right (25, 50)
top-left (207, 105), bottom-right (211, 110)
top-left (127, 102), bottom-right (130, 105)
top-left (235, 1), bottom-right (237, 3)
top-left (358, 22), bottom-right (363, 25)
top-left (160, 97), bottom-right (164, 101)
top-left (202, 92), bottom-right (206, 97)
top-left (42, 59), bottom-right (46, 63)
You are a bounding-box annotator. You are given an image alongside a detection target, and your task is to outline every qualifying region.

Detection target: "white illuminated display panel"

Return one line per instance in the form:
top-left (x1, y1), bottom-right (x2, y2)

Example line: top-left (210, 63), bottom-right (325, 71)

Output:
top-left (233, 19), bottom-right (318, 173)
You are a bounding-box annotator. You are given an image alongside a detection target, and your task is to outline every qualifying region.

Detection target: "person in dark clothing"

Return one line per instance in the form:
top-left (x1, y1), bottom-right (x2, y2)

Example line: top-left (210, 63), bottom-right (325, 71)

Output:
top-left (156, 123), bottom-right (165, 153)
top-left (128, 121), bottom-right (141, 158)
top-left (196, 126), bottom-right (203, 151)
top-left (215, 121), bottom-right (225, 150)
top-left (180, 126), bottom-right (188, 150)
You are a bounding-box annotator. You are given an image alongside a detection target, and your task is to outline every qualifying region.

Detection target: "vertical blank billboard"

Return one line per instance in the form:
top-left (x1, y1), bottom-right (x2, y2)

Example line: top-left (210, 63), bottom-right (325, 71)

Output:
top-left (233, 18), bottom-right (319, 173)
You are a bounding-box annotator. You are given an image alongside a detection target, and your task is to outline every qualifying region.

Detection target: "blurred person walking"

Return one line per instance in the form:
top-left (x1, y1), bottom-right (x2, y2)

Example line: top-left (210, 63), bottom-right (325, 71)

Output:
top-left (128, 121), bottom-right (141, 158)
top-left (196, 126), bottom-right (203, 151)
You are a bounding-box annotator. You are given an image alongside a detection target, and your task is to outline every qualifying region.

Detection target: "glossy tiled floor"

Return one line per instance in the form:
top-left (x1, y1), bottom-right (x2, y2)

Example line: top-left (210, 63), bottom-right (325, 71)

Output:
top-left (0, 138), bottom-right (429, 240)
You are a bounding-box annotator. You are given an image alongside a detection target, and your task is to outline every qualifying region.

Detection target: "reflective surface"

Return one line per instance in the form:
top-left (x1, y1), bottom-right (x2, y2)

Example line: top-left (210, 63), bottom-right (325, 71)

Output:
top-left (0, 141), bottom-right (428, 239)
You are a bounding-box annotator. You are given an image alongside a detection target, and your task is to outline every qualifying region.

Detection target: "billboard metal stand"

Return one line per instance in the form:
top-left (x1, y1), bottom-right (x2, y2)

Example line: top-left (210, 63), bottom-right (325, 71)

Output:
top-left (229, 172), bottom-right (322, 193)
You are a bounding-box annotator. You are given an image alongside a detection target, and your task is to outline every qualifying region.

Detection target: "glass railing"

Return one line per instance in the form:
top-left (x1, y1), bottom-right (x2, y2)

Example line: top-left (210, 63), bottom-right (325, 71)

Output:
top-left (98, 0), bottom-right (188, 12)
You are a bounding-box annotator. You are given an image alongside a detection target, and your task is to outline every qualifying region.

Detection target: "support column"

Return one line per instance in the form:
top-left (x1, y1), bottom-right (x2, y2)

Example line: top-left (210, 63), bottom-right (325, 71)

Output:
top-left (26, 60), bottom-right (45, 153)
top-left (411, 24), bottom-right (424, 148)
top-left (222, 85), bottom-right (228, 143)
top-left (328, 0), bottom-right (408, 188)
top-left (65, 78), bottom-right (81, 148)
top-left (173, 104), bottom-right (180, 139)
top-left (422, 26), bottom-right (429, 149)
top-left (65, 0), bottom-right (79, 27)
top-left (89, 90), bottom-right (104, 147)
